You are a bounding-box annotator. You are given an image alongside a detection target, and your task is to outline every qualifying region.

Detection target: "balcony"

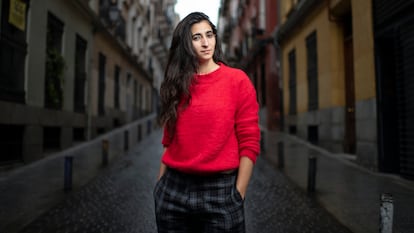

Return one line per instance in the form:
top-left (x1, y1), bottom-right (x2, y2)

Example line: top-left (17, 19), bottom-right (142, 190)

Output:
top-left (99, 2), bottom-right (126, 41)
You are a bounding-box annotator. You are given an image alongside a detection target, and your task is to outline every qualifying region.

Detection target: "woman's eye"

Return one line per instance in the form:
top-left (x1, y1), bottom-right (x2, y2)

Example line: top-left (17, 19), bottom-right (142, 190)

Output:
top-left (207, 33), bottom-right (214, 38)
top-left (193, 35), bottom-right (201, 41)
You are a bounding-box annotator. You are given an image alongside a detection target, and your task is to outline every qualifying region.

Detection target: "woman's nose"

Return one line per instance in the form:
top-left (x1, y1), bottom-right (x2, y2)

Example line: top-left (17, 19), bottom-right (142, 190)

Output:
top-left (201, 37), bottom-right (209, 46)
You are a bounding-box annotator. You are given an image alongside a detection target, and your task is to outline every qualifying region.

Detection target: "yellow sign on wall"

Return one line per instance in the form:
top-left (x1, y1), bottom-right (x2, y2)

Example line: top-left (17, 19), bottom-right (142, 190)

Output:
top-left (8, 0), bottom-right (27, 31)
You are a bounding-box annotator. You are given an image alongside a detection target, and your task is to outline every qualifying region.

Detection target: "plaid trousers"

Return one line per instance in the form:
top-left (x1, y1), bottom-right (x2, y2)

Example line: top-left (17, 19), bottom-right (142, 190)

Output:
top-left (153, 168), bottom-right (245, 233)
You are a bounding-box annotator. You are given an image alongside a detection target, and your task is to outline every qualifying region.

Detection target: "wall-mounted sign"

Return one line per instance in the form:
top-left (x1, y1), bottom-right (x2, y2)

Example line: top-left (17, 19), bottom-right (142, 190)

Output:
top-left (8, 0), bottom-right (27, 31)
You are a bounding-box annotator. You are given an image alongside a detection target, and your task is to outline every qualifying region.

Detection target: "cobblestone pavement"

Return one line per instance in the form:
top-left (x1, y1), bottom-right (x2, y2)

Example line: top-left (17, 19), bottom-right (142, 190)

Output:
top-left (18, 130), bottom-right (352, 233)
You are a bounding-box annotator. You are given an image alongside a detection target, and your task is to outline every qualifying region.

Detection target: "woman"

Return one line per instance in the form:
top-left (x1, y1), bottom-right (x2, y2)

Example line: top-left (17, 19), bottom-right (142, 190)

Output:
top-left (154, 12), bottom-right (260, 233)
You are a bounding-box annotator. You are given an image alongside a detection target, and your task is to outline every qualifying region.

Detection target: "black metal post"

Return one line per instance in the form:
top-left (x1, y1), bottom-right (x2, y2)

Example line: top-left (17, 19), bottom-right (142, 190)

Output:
top-left (380, 193), bottom-right (393, 233)
top-left (307, 156), bottom-right (317, 193)
top-left (137, 124), bottom-right (142, 142)
top-left (277, 141), bottom-right (284, 169)
top-left (124, 130), bottom-right (129, 151)
top-left (102, 139), bottom-right (109, 166)
top-left (260, 130), bottom-right (265, 154)
top-left (147, 120), bottom-right (152, 135)
top-left (64, 156), bottom-right (73, 192)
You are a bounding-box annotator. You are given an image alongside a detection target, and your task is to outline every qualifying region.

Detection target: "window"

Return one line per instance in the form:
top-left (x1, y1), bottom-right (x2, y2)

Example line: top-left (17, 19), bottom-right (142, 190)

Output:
top-left (133, 79), bottom-right (138, 106)
top-left (73, 127), bottom-right (85, 142)
top-left (288, 49), bottom-right (297, 115)
top-left (308, 125), bottom-right (319, 144)
top-left (44, 12), bottom-right (65, 109)
top-left (138, 84), bottom-right (143, 116)
top-left (0, 0), bottom-right (29, 103)
top-left (98, 53), bottom-right (106, 115)
top-left (261, 63), bottom-right (266, 105)
top-left (74, 35), bottom-right (87, 113)
top-left (258, 0), bottom-right (266, 30)
top-left (0, 124), bottom-right (24, 163)
top-left (306, 31), bottom-right (318, 111)
top-left (43, 126), bottom-right (61, 152)
top-left (146, 8), bottom-right (150, 22)
top-left (133, 79), bottom-right (138, 119)
top-left (114, 65), bottom-right (120, 109)
top-left (289, 125), bottom-right (297, 134)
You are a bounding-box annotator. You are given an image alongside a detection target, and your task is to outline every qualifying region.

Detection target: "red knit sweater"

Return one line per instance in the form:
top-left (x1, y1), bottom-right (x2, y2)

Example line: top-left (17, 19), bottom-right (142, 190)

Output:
top-left (161, 63), bottom-right (260, 174)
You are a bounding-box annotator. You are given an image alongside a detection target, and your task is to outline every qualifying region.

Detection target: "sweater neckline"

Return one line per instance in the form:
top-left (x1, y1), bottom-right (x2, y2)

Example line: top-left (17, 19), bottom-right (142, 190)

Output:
top-left (195, 63), bottom-right (223, 82)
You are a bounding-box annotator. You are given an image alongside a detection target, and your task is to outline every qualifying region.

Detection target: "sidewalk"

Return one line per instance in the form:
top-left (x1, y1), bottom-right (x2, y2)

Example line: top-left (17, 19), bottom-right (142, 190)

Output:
top-left (262, 129), bottom-right (414, 233)
top-left (0, 115), bottom-right (157, 233)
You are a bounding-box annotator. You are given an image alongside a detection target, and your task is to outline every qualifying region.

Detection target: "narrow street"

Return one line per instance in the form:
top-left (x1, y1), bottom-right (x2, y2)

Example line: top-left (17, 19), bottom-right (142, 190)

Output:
top-left (18, 129), bottom-right (352, 233)
top-left (1, 1), bottom-right (414, 233)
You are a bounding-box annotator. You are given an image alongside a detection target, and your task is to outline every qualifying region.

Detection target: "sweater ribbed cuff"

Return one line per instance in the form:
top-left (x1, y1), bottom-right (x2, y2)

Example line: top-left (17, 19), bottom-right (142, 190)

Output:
top-left (240, 149), bottom-right (258, 164)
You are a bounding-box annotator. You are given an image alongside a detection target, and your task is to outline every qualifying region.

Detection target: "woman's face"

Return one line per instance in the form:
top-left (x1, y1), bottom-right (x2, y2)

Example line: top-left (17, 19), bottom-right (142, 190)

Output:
top-left (190, 20), bottom-right (216, 63)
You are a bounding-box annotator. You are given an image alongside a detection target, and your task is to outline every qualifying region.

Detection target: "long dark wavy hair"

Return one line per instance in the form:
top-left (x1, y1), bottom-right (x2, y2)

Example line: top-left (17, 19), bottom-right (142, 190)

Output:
top-left (159, 12), bottom-right (225, 136)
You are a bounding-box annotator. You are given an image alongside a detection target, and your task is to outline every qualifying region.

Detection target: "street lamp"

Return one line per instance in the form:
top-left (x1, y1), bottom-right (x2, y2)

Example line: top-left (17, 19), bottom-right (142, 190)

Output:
top-left (109, 5), bottom-right (120, 25)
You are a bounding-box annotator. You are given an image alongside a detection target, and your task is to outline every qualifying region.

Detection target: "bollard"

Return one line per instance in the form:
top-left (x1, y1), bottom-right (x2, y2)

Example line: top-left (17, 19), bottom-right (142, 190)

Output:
top-left (147, 120), bottom-right (152, 135)
top-left (277, 141), bottom-right (284, 169)
top-left (124, 130), bottom-right (129, 151)
top-left (137, 124), bottom-right (142, 142)
top-left (260, 130), bottom-right (265, 154)
top-left (64, 156), bottom-right (73, 192)
top-left (102, 139), bottom-right (109, 166)
top-left (380, 193), bottom-right (394, 233)
top-left (307, 156), bottom-right (317, 193)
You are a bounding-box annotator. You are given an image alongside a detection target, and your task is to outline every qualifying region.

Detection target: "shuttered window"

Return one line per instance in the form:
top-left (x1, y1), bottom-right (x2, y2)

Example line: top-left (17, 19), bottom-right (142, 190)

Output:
top-left (306, 31), bottom-right (318, 111)
top-left (98, 53), bottom-right (106, 116)
top-left (114, 65), bottom-right (120, 109)
top-left (374, 0), bottom-right (412, 26)
top-left (397, 21), bottom-right (414, 178)
top-left (74, 35), bottom-right (87, 113)
top-left (288, 49), bottom-right (297, 115)
top-left (374, 0), bottom-right (414, 178)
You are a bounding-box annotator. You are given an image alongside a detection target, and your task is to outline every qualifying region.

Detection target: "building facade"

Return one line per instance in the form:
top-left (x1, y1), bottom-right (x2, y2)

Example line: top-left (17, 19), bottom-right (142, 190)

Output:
top-left (0, 0), bottom-right (176, 169)
top-left (218, 0), bottom-right (414, 179)
top-left (218, 0), bottom-right (281, 130)
top-left (275, 0), bottom-right (377, 168)
top-left (274, 0), bottom-right (414, 179)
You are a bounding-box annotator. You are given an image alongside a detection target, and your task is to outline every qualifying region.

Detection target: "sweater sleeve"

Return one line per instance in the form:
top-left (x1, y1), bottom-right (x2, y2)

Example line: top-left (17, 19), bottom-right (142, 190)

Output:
top-left (161, 126), bottom-right (171, 147)
top-left (235, 74), bottom-right (261, 163)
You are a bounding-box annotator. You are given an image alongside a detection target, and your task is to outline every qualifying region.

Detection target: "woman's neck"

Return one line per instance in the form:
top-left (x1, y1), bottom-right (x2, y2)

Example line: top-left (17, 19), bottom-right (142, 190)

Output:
top-left (197, 60), bottom-right (219, 75)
